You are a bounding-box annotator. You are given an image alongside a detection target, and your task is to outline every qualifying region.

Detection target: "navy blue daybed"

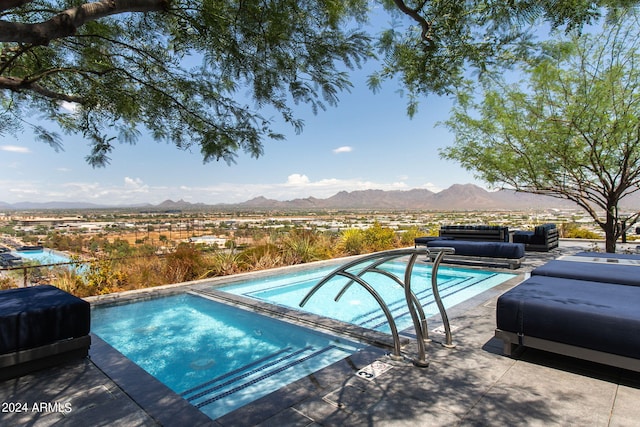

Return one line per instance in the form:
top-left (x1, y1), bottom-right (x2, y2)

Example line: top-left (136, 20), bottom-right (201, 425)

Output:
top-left (416, 239), bottom-right (525, 269)
top-left (0, 285), bottom-right (91, 379)
top-left (495, 252), bottom-right (640, 371)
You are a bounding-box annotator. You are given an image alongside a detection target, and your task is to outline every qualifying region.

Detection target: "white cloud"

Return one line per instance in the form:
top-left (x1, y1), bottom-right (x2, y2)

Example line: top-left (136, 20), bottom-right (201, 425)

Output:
top-left (285, 174), bottom-right (310, 185)
top-left (0, 145), bottom-right (30, 154)
top-left (332, 146), bottom-right (353, 154)
top-left (123, 177), bottom-right (147, 190)
top-left (59, 101), bottom-right (79, 113)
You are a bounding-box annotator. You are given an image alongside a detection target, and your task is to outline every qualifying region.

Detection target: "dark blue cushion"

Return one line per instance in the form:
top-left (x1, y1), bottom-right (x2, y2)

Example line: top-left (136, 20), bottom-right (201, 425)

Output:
top-left (497, 275), bottom-right (640, 359)
top-left (427, 240), bottom-right (524, 259)
top-left (534, 223), bottom-right (556, 236)
top-left (574, 251), bottom-right (640, 261)
top-left (512, 231), bottom-right (533, 244)
top-left (415, 236), bottom-right (453, 245)
top-left (532, 259), bottom-right (640, 287)
top-left (0, 285), bottom-right (90, 354)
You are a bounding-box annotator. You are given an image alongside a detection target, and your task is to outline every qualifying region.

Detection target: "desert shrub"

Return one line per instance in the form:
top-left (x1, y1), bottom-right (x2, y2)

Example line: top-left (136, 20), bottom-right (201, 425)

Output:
top-left (362, 222), bottom-right (397, 252)
top-left (120, 255), bottom-right (165, 290)
top-left (52, 268), bottom-right (86, 295)
top-left (279, 229), bottom-right (331, 264)
top-left (337, 228), bottom-right (365, 255)
top-left (203, 251), bottom-right (247, 277)
top-left (0, 275), bottom-right (17, 290)
top-left (240, 244), bottom-right (283, 270)
top-left (82, 259), bottom-right (127, 296)
top-left (561, 223), bottom-right (601, 239)
top-left (163, 243), bottom-right (206, 283)
top-left (398, 226), bottom-right (423, 247)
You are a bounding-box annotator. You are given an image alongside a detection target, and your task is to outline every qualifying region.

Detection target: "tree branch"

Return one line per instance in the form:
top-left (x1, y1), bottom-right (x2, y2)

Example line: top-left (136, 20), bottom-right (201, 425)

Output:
top-left (0, 75), bottom-right (84, 102)
top-left (0, 0), bottom-right (170, 45)
top-left (0, 0), bottom-right (31, 14)
top-left (392, 0), bottom-right (433, 46)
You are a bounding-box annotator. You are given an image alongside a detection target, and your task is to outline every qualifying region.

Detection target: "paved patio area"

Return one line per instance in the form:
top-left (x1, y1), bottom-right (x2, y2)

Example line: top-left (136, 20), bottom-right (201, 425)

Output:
top-left (1, 240), bottom-right (639, 426)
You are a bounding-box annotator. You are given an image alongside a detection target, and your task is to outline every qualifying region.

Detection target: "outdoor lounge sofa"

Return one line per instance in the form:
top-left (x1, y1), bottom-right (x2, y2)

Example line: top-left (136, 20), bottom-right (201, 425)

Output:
top-left (0, 285), bottom-right (91, 380)
top-left (512, 223), bottom-right (559, 251)
top-left (438, 225), bottom-right (510, 242)
top-left (495, 252), bottom-right (640, 371)
top-left (415, 238), bottom-right (525, 269)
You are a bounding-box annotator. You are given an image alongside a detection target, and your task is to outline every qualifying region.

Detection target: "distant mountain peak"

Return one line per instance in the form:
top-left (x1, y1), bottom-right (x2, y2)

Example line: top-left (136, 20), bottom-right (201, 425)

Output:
top-left (2, 183), bottom-right (635, 211)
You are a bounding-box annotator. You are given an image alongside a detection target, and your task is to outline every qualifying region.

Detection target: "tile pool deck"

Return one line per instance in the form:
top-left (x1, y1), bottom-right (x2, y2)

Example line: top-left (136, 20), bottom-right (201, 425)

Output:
top-left (2, 240), bottom-right (640, 426)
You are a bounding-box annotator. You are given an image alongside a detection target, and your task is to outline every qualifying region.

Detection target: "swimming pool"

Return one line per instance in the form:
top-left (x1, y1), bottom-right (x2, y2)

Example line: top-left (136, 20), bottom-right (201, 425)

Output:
top-left (13, 248), bottom-right (71, 265)
top-left (92, 255), bottom-right (515, 421)
top-left (91, 293), bottom-right (365, 420)
top-left (219, 262), bottom-right (515, 334)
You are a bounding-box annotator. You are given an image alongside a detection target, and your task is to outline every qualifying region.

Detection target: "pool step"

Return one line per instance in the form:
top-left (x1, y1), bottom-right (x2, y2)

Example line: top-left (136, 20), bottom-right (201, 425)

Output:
top-left (181, 345), bottom-right (340, 418)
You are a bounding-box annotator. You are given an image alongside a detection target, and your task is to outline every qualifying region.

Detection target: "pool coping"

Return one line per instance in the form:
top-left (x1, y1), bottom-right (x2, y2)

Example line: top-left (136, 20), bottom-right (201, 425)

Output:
top-left (85, 256), bottom-right (523, 425)
top-left (89, 292), bottom-right (391, 426)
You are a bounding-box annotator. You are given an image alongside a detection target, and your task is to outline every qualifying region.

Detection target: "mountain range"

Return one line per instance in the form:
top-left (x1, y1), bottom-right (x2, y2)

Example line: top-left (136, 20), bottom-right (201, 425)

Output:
top-left (3, 183), bottom-right (629, 211)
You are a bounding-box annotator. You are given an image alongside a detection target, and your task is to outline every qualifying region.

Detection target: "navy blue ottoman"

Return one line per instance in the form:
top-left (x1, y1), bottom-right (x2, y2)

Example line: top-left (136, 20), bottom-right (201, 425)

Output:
top-left (0, 285), bottom-right (91, 379)
top-left (424, 239), bottom-right (525, 269)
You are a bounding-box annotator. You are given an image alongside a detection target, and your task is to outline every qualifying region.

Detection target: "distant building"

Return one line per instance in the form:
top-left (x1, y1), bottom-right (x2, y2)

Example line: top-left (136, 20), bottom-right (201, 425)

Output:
top-left (17, 217), bottom-right (84, 226)
top-left (188, 236), bottom-right (227, 248)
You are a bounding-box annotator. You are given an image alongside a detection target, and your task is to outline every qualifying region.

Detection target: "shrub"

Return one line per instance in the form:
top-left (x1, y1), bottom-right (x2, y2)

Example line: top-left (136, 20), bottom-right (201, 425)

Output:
top-left (163, 243), bottom-right (206, 283)
top-left (362, 222), bottom-right (397, 252)
top-left (399, 226), bottom-right (423, 247)
top-left (203, 251), bottom-right (247, 277)
top-left (82, 259), bottom-right (127, 296)
top-left (561, 222), bottom-right (601, 239)
top-left (240, 244), bottom-right (283, 270)
top-left (280, 229), bottom-right (331, 264)
top-left (337, 228), bottom-right (365, 255)
top-left (0, 276), bottom-right (17, 290)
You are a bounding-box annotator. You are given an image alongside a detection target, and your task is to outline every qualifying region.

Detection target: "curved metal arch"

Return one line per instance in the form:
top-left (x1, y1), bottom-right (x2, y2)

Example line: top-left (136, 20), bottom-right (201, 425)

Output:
top-left (299, 247), bottom-right (455, 367)
top-left (333, 266), bottom-right (430, 343)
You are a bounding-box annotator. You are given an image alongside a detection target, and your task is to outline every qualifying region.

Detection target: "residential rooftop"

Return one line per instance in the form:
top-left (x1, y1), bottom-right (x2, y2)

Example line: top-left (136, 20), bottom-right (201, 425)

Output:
top-left (1, 239), bottom-right (639, 426)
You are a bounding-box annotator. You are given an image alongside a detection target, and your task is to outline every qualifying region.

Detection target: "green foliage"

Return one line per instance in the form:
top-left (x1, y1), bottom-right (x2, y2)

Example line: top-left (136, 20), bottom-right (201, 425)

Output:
top-left (560, 223), bottom-right (602, 239)
top-left (372, 0), bottom-right (627, 115)
top-left (279, 229), bottom-right (332, 264)
top-left (398, 226), bottom-right (423, 247)
top-left (240, 244), bottom-right (283, 270)
top-left (44, 232), bottom-right (84, 253)
top-left (442, 10), bottom-right (640, 251)
top-left (362, 222), bottom-right (397, 252)
top-left (2, 1), bottom-right (632, 163)
top-left (0, 276), bottom-right (17, 290)
top-left (164, 243), bottom-right (206, 283)
top-left (102, 238), bottom-right (135, 258)
top-left (83, 260), bottom-right (125, 296)
top-left (338, 228), bottom-right (366, 255)
top-left (204, 251), bottom-right (247, 277)
top-left (1, 0), bottom-right (371, 166)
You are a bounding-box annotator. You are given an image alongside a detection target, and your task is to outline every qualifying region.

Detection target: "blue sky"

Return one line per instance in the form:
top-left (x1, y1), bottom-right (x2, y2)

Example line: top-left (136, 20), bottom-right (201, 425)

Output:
top-left (0, 13), bottom-right (487, 206)
top-left (0, 64), bottom-right (481, 206)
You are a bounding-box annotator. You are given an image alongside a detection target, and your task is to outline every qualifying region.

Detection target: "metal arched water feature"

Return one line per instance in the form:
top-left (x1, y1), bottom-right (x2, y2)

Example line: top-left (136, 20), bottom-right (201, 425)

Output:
top-left (299, 246), bottom-right (455, 367)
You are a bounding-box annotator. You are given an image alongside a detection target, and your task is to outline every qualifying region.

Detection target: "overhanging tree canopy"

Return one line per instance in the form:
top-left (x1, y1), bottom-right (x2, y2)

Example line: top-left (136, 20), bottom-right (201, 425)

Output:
top-left (0, 1), bottom-right (635, 166)
top-left (442, 12), bottom-right (640, 252)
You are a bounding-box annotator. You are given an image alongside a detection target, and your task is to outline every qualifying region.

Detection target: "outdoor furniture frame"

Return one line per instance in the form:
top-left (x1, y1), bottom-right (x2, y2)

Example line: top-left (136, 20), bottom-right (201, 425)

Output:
top-left (512, 223), bottom-right (559, 251)
top-left (495, 253), bottom-right (640, 372)
top-left (438, 225), bottom-right (510, 242)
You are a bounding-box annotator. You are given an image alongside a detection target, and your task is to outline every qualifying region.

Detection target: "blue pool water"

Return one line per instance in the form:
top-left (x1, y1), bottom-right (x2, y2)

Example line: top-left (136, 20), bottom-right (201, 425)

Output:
top-left (13, 248), bottom-right (72, 265)
top-left (92, 293), bottom-right (365, 420)
top-left (220, 263), bottom-right (515, 333)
